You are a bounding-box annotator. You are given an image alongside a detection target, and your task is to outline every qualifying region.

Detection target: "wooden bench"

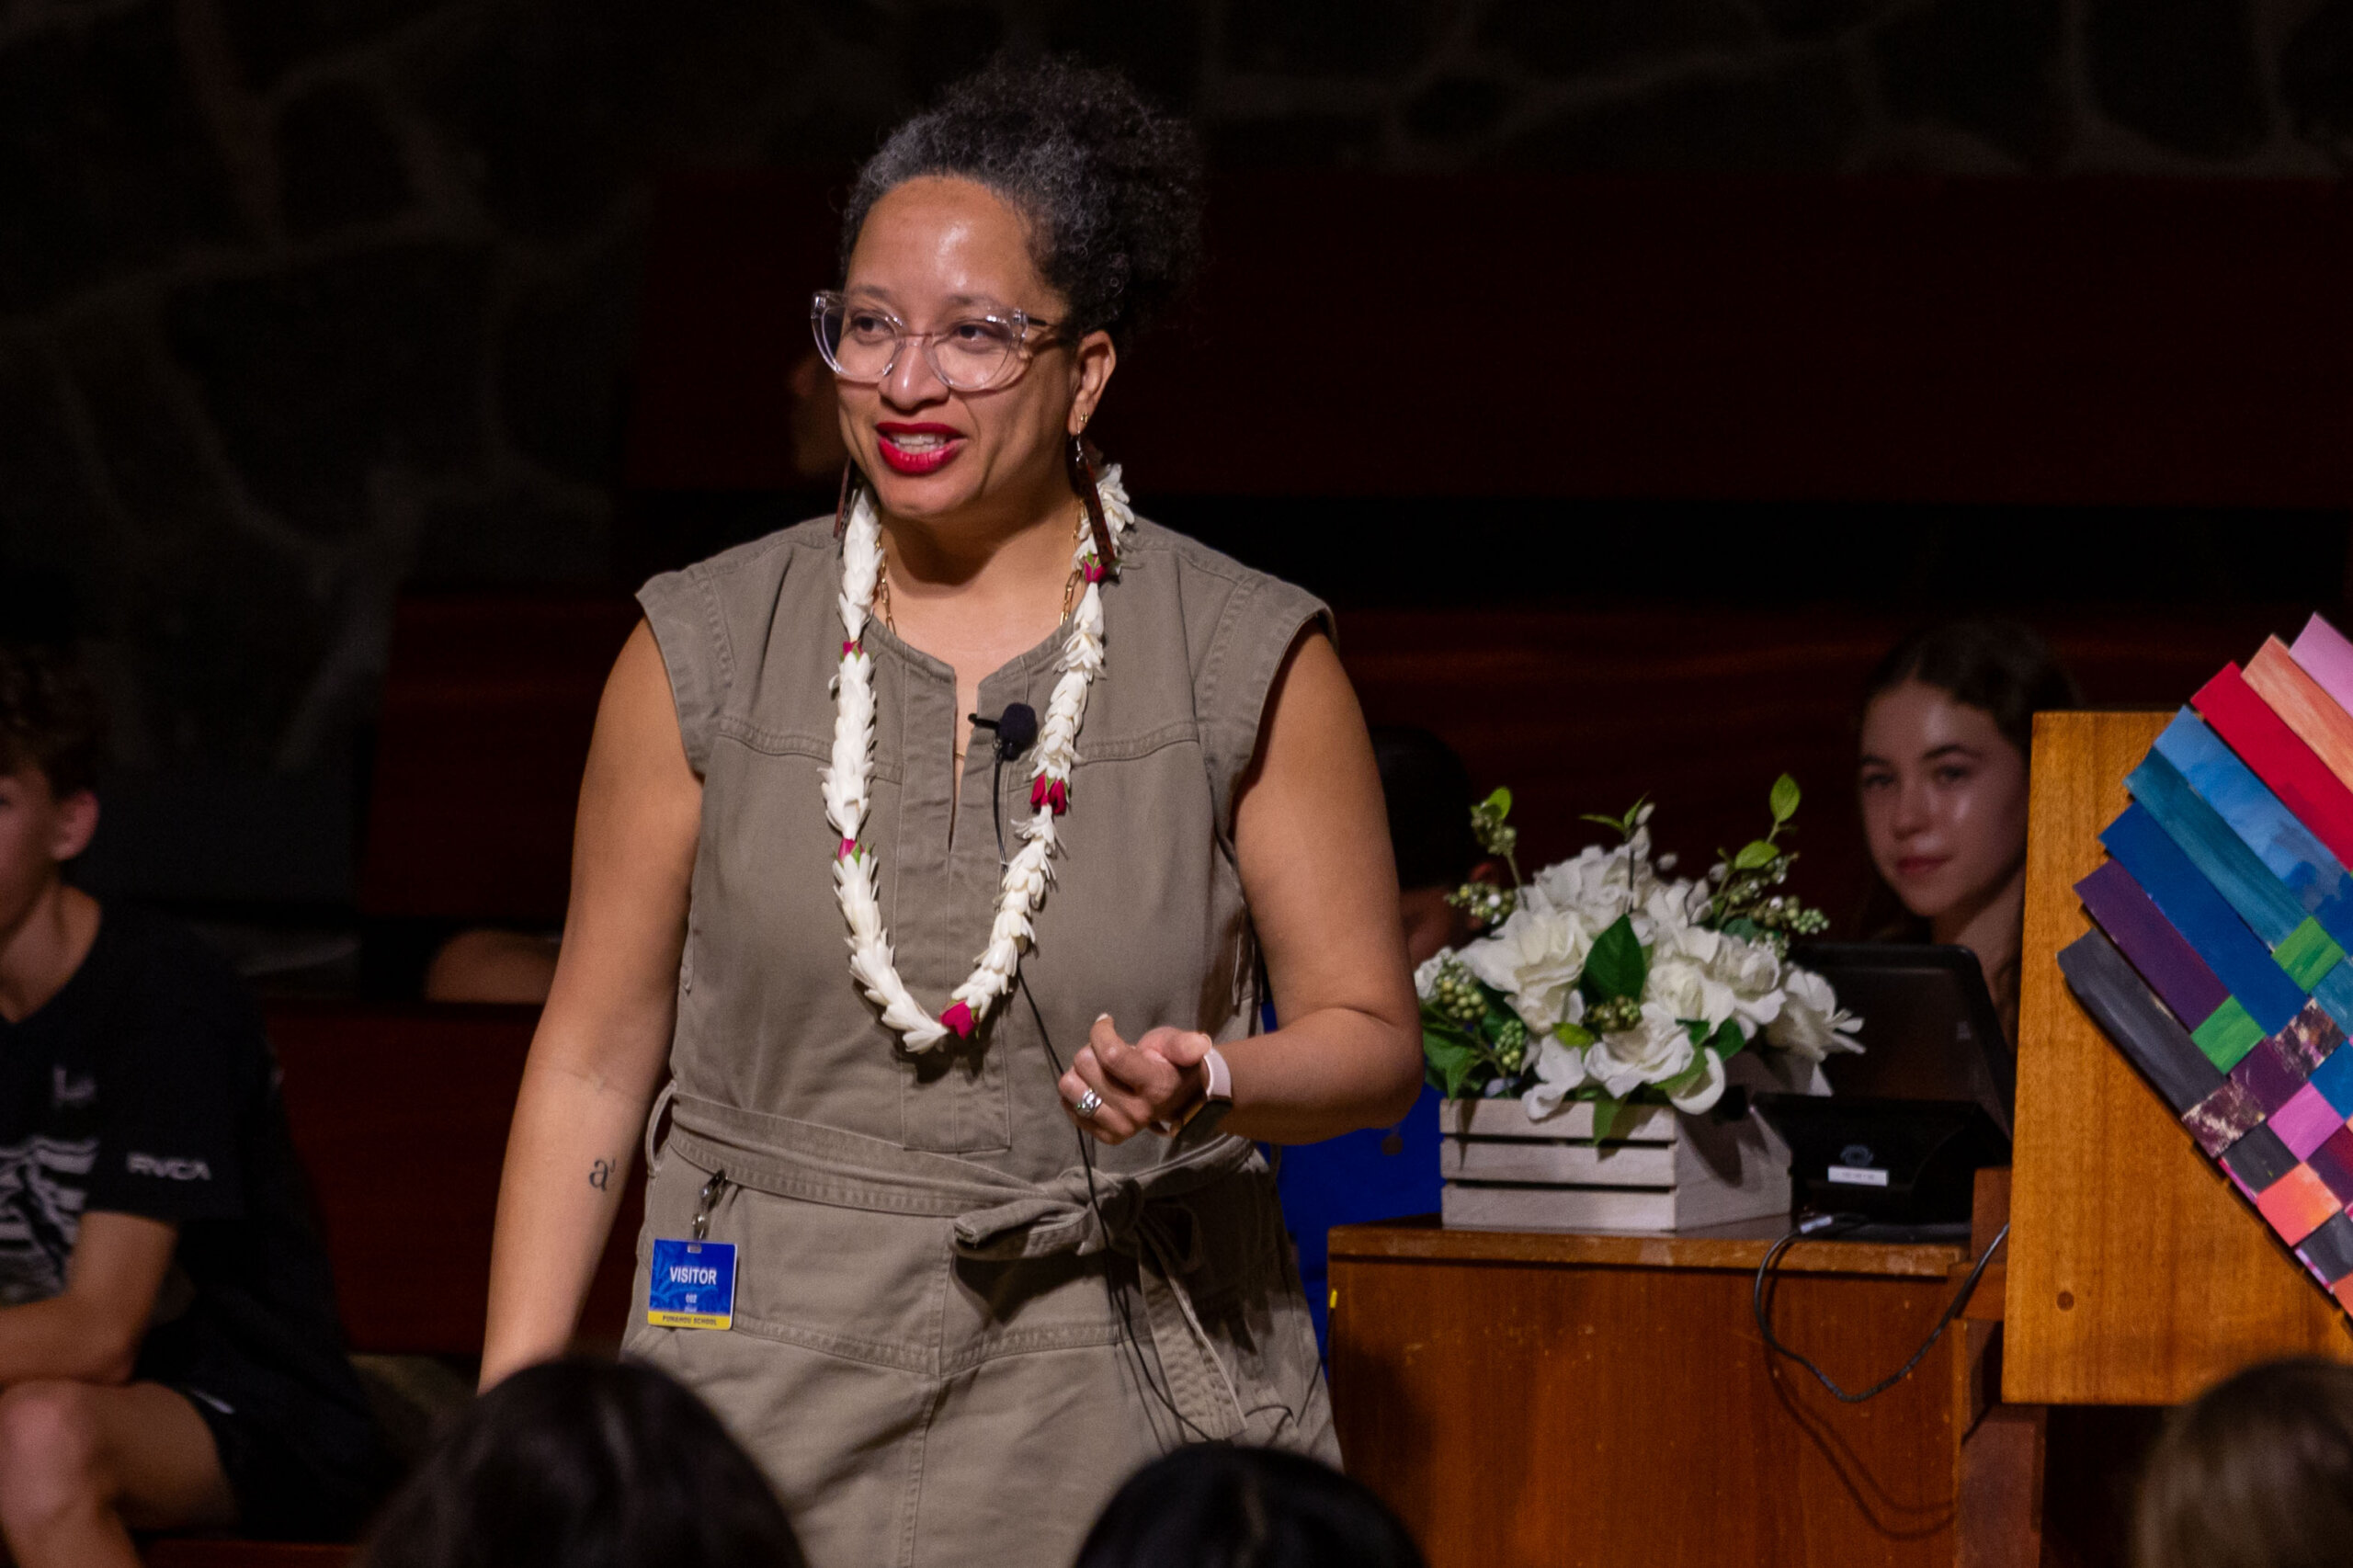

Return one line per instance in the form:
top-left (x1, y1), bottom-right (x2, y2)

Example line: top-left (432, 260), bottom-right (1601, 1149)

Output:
top-left (356, 590), bottom-right (2312, 945)
top-left (262, 1000), bottom-right (639, 1356)
top-left (144, 1001), bottom-right (642, 1566)
top-left (358, 597), bottom-right (639, 927)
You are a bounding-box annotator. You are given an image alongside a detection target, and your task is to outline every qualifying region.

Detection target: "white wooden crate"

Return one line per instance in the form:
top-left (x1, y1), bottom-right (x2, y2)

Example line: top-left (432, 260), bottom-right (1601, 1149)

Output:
top-left (1439, 1052), bottom-right (1808, 1233)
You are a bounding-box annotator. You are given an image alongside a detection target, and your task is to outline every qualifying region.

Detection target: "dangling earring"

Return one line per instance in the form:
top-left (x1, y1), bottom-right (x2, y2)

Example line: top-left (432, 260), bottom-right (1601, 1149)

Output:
top-left (835, 460), bottom-right (863, 540)
top-left (1067, 432), bottom-right (1116, 571)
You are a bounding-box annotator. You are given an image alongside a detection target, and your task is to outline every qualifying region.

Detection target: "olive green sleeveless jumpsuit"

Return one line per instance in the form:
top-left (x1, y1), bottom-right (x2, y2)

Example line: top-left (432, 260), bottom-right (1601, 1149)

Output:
top-left (625, 516), bottom-right (1339, 1568)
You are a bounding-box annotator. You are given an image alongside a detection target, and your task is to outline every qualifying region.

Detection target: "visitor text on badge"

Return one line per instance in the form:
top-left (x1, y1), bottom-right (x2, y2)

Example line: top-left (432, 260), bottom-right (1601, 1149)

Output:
top-left (648, 1239), bottom-right (737, 1330)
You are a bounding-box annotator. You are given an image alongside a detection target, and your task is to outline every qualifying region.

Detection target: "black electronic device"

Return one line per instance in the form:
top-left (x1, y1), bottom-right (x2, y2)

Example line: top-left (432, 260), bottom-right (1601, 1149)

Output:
top-left (970, 703), bottom-right (1039, 761)
top-left (1752, 943), bottom-right (2015, 1225)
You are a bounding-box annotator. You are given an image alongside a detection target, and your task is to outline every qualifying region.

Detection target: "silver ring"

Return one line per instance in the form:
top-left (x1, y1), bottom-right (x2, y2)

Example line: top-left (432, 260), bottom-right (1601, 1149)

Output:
top-left (1074, 1089), bottom-right (1103, 1119)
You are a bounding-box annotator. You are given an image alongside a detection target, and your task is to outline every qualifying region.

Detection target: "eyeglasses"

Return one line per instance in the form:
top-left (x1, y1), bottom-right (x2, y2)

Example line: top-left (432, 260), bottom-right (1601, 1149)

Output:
top-left (811, 290), bottom-right (1059, 392)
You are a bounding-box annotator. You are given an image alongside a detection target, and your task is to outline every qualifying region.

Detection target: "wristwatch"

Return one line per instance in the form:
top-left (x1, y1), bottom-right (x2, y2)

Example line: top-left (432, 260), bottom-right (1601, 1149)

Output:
top-left (1199, 1044), bottom-right (1233, 1106)
top-left (1157, 1045), bottom-right (1233, 1138)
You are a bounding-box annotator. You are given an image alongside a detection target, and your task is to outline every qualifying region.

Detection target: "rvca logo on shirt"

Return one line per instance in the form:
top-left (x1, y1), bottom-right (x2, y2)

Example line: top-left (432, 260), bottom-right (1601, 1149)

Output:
top-left (126, 1153), bottom-right (212, 1182)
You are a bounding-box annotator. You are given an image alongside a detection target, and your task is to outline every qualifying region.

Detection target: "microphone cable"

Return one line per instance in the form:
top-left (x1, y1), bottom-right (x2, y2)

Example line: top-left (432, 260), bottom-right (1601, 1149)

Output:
top-left (1751, 1211), bottom-right (2009, 1403)
top-left (982, 713), bottom-right (1214, 1447)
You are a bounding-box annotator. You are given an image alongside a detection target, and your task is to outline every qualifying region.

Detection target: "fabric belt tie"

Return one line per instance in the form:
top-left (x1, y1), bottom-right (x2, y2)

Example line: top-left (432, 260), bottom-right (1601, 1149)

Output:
top-left (953, 1173), bottom-right (1248, 1441)
top-left (657, 1089), bottom-right (1260, 1441)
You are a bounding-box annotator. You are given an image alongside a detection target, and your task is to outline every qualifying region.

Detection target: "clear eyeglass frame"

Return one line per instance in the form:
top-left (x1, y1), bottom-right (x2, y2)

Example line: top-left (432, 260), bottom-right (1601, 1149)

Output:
top-left (810, 290), bottom-right (1059, 392)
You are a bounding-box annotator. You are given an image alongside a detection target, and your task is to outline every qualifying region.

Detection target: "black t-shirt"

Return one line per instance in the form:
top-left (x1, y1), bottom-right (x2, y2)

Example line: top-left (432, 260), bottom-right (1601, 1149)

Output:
top-left (0, 903), bottom-right (374, 1446)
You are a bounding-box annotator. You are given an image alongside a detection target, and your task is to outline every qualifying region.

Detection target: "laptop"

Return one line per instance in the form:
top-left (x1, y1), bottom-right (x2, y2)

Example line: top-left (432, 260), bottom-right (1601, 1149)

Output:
top-left (1751, 943), bottom-right (2016, 1225)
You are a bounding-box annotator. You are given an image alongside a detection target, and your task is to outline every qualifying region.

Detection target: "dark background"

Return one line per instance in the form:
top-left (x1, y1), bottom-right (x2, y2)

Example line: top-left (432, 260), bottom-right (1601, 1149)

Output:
top-left (4, 0), bottom-right (2351, 962)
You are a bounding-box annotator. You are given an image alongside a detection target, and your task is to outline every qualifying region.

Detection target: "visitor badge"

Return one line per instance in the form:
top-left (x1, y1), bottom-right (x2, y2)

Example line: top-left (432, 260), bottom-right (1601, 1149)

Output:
top-left (647, 1238), bottom-right (737, 1330)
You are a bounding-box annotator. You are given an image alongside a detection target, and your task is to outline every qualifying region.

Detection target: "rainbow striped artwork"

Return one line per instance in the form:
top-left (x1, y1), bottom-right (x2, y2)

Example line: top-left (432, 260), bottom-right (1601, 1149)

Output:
top-left (2065, 613), bottom-right (2353, 1317)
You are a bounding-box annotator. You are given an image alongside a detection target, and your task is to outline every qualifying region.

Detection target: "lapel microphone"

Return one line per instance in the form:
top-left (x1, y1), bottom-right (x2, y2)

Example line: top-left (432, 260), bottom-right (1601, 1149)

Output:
top-left (970, 702), bottom-right (1039, 763)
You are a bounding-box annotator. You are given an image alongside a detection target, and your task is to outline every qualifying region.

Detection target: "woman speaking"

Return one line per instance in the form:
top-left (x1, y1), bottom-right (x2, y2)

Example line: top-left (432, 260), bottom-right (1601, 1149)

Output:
top-left (480, 56), bottom-right (1422, 1568)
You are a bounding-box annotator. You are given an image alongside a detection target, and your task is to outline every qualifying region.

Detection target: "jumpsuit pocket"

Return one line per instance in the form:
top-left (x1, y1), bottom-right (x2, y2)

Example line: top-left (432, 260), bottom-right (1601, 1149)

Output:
top-left (639, 1145), bottom-right (947, 1373)
top-left (1160, 1172), bottom-right (1323, 1426)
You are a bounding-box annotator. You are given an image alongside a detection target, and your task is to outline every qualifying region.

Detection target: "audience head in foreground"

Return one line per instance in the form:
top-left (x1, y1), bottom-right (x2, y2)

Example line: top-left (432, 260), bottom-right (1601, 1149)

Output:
top-left (1074, 1445), bottom-right (1425, 1568)
top-left (1857, 618), bottom-right (2080, 1038)
top-left (362, 1359), bottom-right (805, 1568)
top-left (2135, 1356), bottom-right (2353, 1568)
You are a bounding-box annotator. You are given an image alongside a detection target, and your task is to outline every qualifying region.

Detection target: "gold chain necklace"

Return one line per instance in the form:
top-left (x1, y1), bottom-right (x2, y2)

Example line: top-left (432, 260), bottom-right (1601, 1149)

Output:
top-left (873, 503), bottom-right (1089, 635)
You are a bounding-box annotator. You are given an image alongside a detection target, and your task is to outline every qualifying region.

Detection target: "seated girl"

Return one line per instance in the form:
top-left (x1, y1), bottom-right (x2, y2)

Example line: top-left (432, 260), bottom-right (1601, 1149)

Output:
top-left (1856, 619), bottom-right (2080, 1043)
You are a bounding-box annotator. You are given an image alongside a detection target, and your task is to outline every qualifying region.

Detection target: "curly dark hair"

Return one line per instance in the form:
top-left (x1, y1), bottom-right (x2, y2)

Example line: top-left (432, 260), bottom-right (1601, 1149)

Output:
top-left (1074, 1444), bottom-right (1425, 1568)
top-left (840, 55), bottom-right (1205, 351)
top-left (0, 642), bottom-right (105, 799)
top-left (359, 1359), bottom-right (805, 1568)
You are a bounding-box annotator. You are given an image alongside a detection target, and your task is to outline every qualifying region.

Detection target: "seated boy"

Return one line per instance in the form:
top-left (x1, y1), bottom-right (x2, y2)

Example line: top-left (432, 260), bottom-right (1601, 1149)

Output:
top-left (0, 644), bottom-right (387, 1565)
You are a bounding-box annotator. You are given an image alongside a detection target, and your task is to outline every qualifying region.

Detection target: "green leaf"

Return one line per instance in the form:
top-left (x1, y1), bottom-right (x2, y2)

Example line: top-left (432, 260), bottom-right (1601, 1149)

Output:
top-left (1478, 1010), bottom-right (1526, 1051)
top-left (1482, 787), bottom-right (1513, 820)
top-left (1656, 1051), bottom-right (1714, 1100)
top-left (1579, 915), bottom-right (1649, 1004)
top-left (1552, 1020), bottom-right (1596, 1049)
top-left (1588, 1094), bottom-right (1624, 1143)
top-left (1733, 839), bottom-right (1778, 870)
top-left (1709, 1017), bottom-right (1746, 1061)
top-left (1423, 1031), bottom-right (1484, 1100)
top-left (1579, 796), bottom-right (1652, 842)
top-left (1769, 773), bottom-right (1801, 824)
top-left (1419, 1012), bottom-right (1475, 1053)
top-left (1419, 1013), bottom-right (1471, 1053)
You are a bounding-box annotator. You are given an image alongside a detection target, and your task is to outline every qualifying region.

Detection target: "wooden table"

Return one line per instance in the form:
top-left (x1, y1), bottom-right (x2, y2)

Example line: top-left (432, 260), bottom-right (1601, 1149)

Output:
top-left (1328, 1217), bottom-right (2032, 1568)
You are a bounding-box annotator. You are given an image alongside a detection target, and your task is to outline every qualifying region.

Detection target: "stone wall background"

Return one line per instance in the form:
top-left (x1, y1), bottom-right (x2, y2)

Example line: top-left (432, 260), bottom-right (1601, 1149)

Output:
top-left (3, 0), bottom-right (2349, 903)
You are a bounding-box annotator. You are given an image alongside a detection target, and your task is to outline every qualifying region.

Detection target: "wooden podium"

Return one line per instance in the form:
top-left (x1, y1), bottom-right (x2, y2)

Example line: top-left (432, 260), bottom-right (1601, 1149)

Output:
top-left (1327, 710), bottom-right (2353, 1567)
top-left (2005, 710), bottom-right (2353, 1401)
top-left (1328, 1219), bottom-right (1998, 1566)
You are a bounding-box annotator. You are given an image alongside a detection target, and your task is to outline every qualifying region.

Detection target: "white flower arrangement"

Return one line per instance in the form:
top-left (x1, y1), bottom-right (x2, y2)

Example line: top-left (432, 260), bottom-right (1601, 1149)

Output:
top-left (1419, 777), bottom-right (1863, 1134)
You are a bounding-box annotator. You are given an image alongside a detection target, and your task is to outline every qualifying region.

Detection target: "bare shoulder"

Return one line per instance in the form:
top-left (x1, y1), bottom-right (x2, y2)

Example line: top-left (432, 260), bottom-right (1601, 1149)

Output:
top-left (554, 620), bottom-right (699, 1008)
top-left (1233, 626), bottom-right (1381, 857)
top-left (1268, 626), bottom-right (1350, 713)
top-left (608, 618), bottom-right (671, 706)
top-left (595, 621), bottom-right (691, 771)
top-left (574, 620), bottom-right (699, 842)
top-left (1254, 627), bottom-right (1366, 776)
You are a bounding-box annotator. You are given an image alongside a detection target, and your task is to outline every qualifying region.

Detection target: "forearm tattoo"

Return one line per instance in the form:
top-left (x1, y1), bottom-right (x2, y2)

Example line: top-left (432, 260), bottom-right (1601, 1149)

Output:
top-left (589, 1158), bottom-right (613, 1191)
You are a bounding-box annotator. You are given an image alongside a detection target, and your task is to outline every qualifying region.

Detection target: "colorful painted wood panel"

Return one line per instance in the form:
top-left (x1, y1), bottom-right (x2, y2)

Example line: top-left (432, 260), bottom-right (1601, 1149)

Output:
top-left (2070, 617), bottom-right (2353, 1318)
top-left (2008, 711), bottom-right (2349, 1407)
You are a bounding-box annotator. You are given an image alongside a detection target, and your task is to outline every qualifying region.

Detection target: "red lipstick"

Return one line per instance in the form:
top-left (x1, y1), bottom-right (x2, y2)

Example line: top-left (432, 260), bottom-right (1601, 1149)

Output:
top-left (875, 422), bottom-right (964, 476)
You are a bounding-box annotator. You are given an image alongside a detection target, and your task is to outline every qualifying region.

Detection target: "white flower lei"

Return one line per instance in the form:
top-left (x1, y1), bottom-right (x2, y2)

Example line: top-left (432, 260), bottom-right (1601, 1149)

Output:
top-left (822, 468), bottom-right (1131, 1051)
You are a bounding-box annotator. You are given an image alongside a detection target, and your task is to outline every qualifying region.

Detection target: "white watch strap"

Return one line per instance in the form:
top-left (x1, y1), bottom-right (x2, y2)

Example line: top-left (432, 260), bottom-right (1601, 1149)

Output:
top-left (1200, 1044), bottom-right (1232, 1103)
top-left (1155, 1046), bottom-right (1235, 1136)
